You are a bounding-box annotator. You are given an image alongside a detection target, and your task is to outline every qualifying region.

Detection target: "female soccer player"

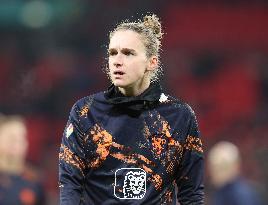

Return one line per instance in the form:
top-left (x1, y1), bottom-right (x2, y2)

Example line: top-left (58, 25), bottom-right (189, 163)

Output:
top-left (59, 14), bottom-right (204, 205)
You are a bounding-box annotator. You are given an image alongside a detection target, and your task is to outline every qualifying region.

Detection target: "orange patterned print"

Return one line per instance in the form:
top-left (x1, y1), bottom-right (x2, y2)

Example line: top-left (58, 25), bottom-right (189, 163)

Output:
top-left (166, 160), bottom-right (175, 174)
top-left (111, 142), bottom-right (154, 166)
top-left (137, 153), bottom-right (154, 165)
top-left (143, 124), bottom-right (151, 137)
top-left (141, 164), bottom-right (153, 173)
top-left (151, 136), bottom-right (166, 155)
top-left (111, 142), bottom-right (125, 150)
top-left (184, 135), bottom-right (203, 153)
top-left (160, 180), bottom-right (176, 204)
top-left (161, 190), bottom-right (173, 204)
top-left (79, 105), bottom-right (89, 117)
top-left (59, 144), bottom-right (86, 175)
top-left (89, 124), bottom-right (113, 168)
top-left (110, 153), bottom-right (137, 164)
top-left (161, 120), bottom-right (171, 138)
top-left (149, 174), bottom-right (163, 190)
top-left (62, 121), bottom-right (165, 191)
top-left (110, 140), bottom-right (164, 191)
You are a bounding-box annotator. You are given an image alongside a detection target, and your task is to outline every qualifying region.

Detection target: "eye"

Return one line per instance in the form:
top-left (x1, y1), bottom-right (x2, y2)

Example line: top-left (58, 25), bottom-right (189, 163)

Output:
top-left (123, 50), bottom-right (134, 56)
top-left (122, 48), bottom-right (135, 56)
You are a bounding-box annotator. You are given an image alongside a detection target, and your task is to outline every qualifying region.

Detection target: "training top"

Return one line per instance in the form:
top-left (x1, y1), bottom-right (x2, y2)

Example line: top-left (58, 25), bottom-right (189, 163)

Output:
top-left (59, 83), bottom-right (204, 205)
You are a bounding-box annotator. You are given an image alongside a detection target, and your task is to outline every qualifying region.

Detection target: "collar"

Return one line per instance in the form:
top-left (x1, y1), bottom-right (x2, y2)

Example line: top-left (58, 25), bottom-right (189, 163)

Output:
top-left (104, 83), bottom-right (162, 111)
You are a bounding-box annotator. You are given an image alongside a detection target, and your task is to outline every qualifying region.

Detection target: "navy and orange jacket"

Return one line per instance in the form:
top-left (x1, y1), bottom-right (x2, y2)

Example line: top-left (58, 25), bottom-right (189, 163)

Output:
top-left (59, 83), bottom-right (204, 205)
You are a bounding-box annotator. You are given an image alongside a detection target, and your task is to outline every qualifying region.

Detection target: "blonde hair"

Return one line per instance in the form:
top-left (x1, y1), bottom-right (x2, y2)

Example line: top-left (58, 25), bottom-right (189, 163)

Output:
top-left (109, 14), bottom-right (164, 82)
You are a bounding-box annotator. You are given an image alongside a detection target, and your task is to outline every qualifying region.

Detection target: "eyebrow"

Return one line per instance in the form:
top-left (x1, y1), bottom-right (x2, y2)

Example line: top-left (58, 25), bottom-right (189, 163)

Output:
top-left (108, 48), bottom-right (137, 54)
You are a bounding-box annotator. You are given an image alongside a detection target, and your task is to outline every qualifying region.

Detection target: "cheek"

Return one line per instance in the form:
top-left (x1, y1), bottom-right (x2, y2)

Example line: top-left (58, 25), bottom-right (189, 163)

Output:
top-left (132, 60), bottom-right (148, 74)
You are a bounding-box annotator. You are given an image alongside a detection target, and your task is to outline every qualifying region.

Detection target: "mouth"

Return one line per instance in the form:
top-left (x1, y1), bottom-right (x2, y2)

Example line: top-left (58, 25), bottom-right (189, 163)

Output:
top-left (113, 71), bottom-right (125, 76)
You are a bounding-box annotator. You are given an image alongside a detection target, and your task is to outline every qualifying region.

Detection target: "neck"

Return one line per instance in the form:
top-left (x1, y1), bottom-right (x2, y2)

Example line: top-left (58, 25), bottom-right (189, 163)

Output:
top-left (118, 81), bottom-right (150, 97)
top-left (118, 75), bottom-right (151, 96)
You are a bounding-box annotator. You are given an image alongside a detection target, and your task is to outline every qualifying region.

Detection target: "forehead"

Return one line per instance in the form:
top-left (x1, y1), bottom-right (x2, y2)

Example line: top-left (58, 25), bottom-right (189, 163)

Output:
top-left (109, 30), bottom-right (145, 50)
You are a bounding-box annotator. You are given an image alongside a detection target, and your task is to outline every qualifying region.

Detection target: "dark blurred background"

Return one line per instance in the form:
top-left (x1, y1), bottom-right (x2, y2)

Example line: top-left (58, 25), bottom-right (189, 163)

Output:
top-left (0, 0), bottom-right (267, 204)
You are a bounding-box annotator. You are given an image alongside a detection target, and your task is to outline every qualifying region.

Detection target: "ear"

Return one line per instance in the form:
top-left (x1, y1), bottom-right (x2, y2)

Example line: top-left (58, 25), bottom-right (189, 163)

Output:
top-left (146, 56), bottom-right (158, 71)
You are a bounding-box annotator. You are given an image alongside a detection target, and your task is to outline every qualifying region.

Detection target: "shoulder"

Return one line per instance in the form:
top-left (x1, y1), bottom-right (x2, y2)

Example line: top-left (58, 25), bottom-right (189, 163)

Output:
top-left (70, 91), bottom-right (105, 114)
top-left (68, 92), bottom-right (106, 128)
top-left (159, 92), bottom-right (197, 119)
top-left (73, 94), bottom-right (96, 110)
top-left (70, 92), bottom-right (104, 120)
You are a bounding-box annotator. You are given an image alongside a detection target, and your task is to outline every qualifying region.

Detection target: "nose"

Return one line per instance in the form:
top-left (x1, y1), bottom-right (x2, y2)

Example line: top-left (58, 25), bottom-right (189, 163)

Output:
top-left (113, 54), bottom-right (123, 67)
top-left (114, 62), bottom-right (122, 67)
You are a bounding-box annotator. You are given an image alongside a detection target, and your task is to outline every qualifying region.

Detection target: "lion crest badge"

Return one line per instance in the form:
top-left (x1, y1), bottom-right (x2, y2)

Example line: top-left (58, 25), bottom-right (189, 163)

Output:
top-left (114, 168), bottom-right (146, 199)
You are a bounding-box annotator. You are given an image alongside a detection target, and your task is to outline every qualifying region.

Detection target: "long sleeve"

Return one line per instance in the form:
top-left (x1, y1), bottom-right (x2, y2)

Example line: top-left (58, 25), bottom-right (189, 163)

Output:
top-left (176, 108), bottom-right (204, 205)
top-left (59, 103), bottom-right (89, 205)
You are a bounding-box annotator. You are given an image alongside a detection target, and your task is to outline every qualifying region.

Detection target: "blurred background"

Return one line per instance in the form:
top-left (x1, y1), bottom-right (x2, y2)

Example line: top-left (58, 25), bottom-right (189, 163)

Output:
top-left (0, 0), bottom-right (267, 204)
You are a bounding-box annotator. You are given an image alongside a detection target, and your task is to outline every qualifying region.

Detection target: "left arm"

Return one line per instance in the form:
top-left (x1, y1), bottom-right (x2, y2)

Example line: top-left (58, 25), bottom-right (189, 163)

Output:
top-left (176, 109), bottom-right (204, 205)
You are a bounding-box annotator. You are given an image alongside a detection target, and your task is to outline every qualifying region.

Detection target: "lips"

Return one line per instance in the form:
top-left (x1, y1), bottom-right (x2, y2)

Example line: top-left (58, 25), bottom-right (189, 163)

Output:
top-left (113, 70), bottom-right (125, 75)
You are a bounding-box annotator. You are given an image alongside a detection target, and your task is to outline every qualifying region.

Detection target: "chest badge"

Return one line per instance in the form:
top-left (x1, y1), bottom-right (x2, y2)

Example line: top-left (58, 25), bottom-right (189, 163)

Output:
top-left (114, 168), bottom-right (146, 200)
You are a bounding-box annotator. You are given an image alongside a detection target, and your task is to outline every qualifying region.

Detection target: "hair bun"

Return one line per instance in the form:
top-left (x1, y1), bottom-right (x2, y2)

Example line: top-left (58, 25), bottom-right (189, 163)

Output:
top-left (143, 14), bottom-right (163, 39)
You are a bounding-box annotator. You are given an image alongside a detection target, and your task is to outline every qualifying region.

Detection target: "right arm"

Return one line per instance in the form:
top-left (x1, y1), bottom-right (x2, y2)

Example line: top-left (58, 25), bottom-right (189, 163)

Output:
top-left (59, 103), bottom-right (88, 205)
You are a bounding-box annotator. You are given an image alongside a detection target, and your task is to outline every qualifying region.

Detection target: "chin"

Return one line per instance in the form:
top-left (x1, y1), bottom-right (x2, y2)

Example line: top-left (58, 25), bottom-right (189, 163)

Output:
top-left (112, 80), bottom-right (129, 88)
